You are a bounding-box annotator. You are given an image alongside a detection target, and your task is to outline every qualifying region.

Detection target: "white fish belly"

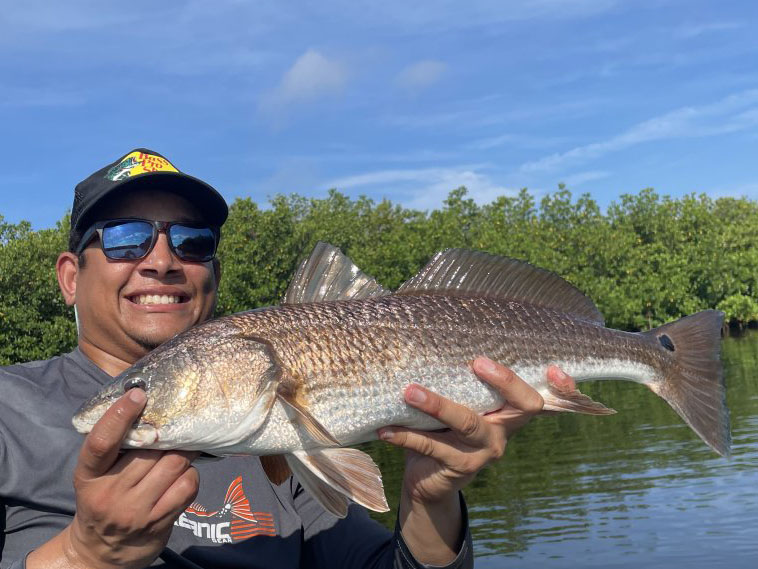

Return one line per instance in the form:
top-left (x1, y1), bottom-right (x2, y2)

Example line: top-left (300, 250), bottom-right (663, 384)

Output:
top-left (242, 362), bottom-right (503, 454)
top-left (524, 357), bottom-right (659, 386)
top-left (235, 356), bottom-right (659, 455)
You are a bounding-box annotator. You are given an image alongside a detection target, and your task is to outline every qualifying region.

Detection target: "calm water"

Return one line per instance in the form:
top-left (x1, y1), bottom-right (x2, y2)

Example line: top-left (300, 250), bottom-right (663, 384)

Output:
top-left (367, 331), bottom-right (758, 568)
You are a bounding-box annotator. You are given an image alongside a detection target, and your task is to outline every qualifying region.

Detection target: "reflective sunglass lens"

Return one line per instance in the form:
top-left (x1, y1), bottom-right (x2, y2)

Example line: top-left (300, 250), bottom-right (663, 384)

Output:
top-left (102, 221), bottom-right (154, 260)
top-left (169, 225), bottom-right (216, 261)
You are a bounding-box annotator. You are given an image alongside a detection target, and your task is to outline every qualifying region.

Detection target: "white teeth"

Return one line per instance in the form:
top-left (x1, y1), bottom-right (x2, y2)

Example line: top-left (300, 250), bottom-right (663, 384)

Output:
top-left (132, 294), bottom-right (182, 305)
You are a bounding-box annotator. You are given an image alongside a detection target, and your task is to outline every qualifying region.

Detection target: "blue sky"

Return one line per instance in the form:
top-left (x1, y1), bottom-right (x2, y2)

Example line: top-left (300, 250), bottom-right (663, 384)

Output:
top-left (1, 0), bottom-right (757, 229)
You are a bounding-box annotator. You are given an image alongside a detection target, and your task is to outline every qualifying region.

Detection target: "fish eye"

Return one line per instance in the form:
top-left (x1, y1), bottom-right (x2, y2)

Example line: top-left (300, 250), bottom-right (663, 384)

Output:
top-left (123, 377), bottom-right (147, 392)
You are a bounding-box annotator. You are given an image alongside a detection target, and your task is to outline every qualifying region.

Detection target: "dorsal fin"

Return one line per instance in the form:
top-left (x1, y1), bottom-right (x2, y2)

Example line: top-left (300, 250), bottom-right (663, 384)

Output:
top-left (397, 249), bottom-right (604, 324)
top-left (283, 242), bottom-right (389, 304)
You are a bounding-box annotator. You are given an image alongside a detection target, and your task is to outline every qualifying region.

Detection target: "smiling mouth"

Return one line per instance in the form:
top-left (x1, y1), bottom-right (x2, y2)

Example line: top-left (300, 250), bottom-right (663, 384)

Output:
top-left (128, 294), bottom-right (190, 305)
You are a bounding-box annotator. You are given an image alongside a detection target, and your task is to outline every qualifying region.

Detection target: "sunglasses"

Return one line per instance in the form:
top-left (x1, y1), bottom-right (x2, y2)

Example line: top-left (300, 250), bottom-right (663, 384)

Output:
top-left (76, 218), bottom-right (220, 262)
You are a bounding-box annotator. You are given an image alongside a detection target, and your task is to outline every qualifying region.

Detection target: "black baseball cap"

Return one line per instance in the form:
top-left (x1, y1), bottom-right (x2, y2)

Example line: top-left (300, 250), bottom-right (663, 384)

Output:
top-left (69, 148), bottom-right (228, 251)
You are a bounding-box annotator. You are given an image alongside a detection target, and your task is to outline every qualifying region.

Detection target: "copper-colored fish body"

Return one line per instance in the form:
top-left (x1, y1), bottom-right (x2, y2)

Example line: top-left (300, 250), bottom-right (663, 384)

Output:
top-left (73, 244), bottom-right (729, 518)
top-left (196, 293), bottom-right (677, 454)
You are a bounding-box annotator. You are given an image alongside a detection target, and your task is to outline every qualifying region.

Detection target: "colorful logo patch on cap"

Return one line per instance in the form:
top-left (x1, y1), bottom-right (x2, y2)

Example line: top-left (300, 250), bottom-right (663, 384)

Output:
top-left (105, 151), bottom-right (179, 182)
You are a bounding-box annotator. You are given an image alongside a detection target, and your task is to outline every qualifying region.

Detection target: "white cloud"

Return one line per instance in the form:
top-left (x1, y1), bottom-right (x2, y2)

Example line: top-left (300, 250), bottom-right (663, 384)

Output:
top-left (560, 170), bottom-right (611, 187)
top-left (709, 182), bottom-right (758, 200)
top-left (395, 60), bottom-right (447, 92)
top-left (521, 89), bottom-right (758, 173)
top-left (325, 165), bottom-right (514, 211)
top-left (406, 169), bottom-right (515, 211)
top-left (259, 49), bottom-right (348, 114)
top-left (327, 167), bottom-right (446, 188)
top-left (385, 96), bottom-right (608, 130)
top-left (674, 21), bottom-right (743, 40)
top-left (279, 50), bottom-right (347, 101)
top-left (466, 132), bottom-right (570, 151)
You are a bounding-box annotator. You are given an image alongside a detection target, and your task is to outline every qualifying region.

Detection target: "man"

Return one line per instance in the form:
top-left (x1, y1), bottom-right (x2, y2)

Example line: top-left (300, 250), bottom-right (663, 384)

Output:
top-left (0, 149), bottom-right (574, 568)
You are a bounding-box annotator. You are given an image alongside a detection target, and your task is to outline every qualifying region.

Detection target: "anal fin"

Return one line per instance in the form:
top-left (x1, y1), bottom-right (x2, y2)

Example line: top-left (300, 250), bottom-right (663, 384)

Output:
top-left (286, 448), bottom-right (389, 518)
top-left (543, 383), bottom-right (616, 415)
top-left (285, 453), bottom-right (350, 518)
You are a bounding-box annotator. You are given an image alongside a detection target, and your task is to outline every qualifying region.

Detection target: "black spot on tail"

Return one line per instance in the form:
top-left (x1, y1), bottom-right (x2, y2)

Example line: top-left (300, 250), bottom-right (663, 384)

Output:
top-left (659, 334), bottom-right (675, 351)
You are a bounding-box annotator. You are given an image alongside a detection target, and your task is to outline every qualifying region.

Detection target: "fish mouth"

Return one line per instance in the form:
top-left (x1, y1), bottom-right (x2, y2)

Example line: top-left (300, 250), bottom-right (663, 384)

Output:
top-left (72, 400), bottom-right (112, 434)
top-left (72, 413), bottom-right (96, 434)
top-left (73, 413), bottom-right (159, 448)
top-left (124, 423), bottom-right (159, 447)
top-left (72, 399), bottom-right (159, 449)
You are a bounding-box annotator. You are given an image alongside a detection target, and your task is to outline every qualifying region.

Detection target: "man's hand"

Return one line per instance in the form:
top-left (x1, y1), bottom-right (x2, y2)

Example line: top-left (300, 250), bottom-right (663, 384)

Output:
top-left (378, 358), bottom-right (574, 565)
top-left (29, 388), bottom-right (199, 569)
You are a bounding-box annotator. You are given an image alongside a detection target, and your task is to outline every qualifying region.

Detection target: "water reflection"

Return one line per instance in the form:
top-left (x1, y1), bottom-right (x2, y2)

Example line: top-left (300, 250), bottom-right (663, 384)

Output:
top-left (366, 331), bottom-right (758, 568)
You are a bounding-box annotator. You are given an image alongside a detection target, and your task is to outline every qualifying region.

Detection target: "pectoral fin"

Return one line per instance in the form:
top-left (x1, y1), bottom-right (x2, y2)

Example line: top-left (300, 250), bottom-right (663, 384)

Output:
top-left (285, 448), bottom-right (389, 518)
top-left (277, 394), bottom-right (340, 447)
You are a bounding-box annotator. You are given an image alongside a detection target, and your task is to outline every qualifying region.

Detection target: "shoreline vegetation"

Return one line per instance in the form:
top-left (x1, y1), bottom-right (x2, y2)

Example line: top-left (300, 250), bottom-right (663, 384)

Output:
top-left (2, 186), bottom-right (757, 365)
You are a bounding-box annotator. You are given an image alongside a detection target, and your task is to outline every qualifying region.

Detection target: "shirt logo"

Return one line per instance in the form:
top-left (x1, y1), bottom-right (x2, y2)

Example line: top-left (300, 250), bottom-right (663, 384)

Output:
top-left (105, 151), bottom-right (179, 181)
top-left (174, 475), bottom-right (276, 543)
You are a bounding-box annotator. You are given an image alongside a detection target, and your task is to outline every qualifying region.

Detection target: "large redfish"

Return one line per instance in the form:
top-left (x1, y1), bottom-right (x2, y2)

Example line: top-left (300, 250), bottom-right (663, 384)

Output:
top-left (73, 243), bottom-right (729, 517)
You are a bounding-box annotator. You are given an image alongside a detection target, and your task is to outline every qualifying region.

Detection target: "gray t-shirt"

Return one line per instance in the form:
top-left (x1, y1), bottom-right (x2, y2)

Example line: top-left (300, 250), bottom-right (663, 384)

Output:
top-left (0, 350), bottom-right (473, 569)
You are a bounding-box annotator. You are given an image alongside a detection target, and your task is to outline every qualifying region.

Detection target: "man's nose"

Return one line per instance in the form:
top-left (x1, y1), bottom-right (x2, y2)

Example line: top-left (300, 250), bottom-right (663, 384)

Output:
top-left (137, 233), bottom-right (181, 276)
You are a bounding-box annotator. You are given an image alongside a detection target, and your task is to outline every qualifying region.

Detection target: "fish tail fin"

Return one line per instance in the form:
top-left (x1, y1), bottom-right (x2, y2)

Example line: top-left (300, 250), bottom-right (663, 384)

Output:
top-left (644, 309), bottom-right (731, 456)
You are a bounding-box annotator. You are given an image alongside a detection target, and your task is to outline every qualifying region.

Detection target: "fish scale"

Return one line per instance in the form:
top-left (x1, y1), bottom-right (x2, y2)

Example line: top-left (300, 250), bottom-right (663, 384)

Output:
top-left (218, 294), bottom-right (666, 452)
top-left (73, 244), bottom-right (729, 518)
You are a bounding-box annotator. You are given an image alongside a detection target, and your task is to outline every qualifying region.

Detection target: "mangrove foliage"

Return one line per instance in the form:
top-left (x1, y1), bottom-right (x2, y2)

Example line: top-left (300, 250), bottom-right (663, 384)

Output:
top-left (1, 187), bottom-right (757, 365)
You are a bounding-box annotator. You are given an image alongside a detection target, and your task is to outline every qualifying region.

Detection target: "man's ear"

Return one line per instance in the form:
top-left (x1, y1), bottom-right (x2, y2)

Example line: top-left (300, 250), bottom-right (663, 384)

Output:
top-left (56, 252), bottom-right (80, 306)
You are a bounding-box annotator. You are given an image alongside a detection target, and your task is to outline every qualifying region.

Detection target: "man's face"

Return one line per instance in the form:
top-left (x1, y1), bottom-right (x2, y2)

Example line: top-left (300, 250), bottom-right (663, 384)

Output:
top-left (73, 187), bottom-right (219, 362)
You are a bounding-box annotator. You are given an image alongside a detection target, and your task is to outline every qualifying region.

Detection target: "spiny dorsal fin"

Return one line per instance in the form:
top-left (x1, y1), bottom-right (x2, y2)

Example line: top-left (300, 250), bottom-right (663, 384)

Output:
top-left (283, 242), bottom-right (389, 304)
top-left (397, 249), bottom-right (604, 324)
